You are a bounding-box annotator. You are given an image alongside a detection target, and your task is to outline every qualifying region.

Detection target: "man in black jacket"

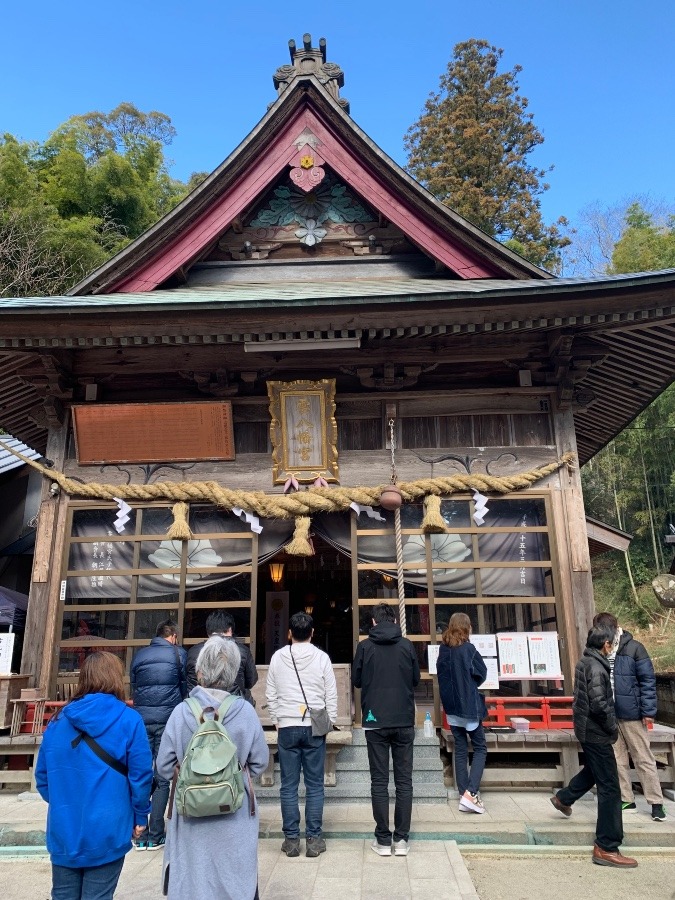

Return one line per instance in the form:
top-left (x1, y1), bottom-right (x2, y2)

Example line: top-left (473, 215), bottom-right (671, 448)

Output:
top-left (594, 611), bottom-right (666, 821)
top-left (550, 624), bottom-right (638, 868)
top-left (352, 603), bottom-right (420, 857)
top-left (130, 620), bottom-right (187, 850)
top-left (186, 610), bottom-right (258, 702)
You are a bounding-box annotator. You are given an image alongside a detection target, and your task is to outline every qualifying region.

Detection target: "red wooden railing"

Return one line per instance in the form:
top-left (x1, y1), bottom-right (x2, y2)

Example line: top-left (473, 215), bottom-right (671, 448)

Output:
top-left (442, 696), bottom-right (574, 731)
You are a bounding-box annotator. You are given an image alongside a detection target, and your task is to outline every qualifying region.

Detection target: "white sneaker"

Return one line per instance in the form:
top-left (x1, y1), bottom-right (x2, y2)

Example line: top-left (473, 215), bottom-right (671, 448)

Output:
top-left (393, 839), bottom-right (409, 856)
top-left (371, 839), bottom-right (392, 856)
top-left (459, 790), bottom-right (485, 814)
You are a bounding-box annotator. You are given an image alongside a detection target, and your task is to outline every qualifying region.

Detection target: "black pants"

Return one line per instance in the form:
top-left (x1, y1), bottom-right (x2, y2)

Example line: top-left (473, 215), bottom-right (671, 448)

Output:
top-left (144, 722), bottom-right (169, 842)
top-left (365, 726), bottom-right (415, 845)
top-left (557, 740), bottom-right (623, 852)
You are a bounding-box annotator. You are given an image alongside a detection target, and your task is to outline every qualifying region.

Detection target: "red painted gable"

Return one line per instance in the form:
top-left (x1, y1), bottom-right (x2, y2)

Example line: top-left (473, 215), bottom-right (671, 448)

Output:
top-left (112, 109), bottom-right (502, 293)
top-left (71, 72), bottom-right (548, 296)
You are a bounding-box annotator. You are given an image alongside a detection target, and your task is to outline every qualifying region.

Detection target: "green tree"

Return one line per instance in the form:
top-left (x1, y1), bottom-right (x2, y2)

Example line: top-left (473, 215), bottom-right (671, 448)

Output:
top-left (609, 203), bottom-right (675, 274)
top-left (0, 104), bottom-right (191, 296)
top-left (405, 39), bottom-right (570, 271)
top-left (582, 385), bottom-right (675, 623)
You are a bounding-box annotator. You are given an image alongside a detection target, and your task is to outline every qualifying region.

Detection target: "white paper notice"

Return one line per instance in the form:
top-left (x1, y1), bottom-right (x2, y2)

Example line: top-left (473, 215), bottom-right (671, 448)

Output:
top-left (479, 657), bottom-right (499, 690)
top-left (469, 634), bottom-right (497, 657)
top-left (527, 632), bottom-right (562, 678)
top-left (496, 633), bottom-right (530, 678)
top-left (427, 644), bottom-right (440, 675)
top-left (0, 632), bottom-right (15, 674)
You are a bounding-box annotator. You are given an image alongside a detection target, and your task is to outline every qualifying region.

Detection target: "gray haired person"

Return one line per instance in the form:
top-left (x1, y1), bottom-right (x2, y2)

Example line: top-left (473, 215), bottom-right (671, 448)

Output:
top-left (156, 636), bottom-right (269, 900)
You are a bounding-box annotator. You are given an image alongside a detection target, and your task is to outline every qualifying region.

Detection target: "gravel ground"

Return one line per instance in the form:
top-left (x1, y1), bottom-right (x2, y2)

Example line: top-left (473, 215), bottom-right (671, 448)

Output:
top-left (465, 854), bottom-right (675, 900)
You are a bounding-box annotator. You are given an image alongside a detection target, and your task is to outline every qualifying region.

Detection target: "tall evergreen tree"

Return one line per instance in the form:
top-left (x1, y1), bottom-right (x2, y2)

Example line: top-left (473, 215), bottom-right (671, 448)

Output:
top-left (405, 39), bottom-right (569, 270)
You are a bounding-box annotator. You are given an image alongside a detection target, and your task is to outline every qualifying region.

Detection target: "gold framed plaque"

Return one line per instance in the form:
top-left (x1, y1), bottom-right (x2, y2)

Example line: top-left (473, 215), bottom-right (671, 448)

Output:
top-left (267, 379), bottom-right (338, 484)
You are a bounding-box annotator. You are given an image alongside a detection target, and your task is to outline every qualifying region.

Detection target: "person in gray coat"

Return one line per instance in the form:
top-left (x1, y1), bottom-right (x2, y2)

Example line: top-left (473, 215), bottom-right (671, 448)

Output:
top-left (156, 636), bottom-right (269, 900)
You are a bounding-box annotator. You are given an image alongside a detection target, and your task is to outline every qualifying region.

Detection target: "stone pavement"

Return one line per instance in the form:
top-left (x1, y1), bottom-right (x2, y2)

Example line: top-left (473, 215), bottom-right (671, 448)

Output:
top-left (1, 790), bottom-right (674, 899)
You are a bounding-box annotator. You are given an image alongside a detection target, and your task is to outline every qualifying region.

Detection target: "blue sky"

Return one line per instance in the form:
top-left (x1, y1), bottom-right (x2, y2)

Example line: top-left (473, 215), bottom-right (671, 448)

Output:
top-left (2, 1), bottom-right (674, 228)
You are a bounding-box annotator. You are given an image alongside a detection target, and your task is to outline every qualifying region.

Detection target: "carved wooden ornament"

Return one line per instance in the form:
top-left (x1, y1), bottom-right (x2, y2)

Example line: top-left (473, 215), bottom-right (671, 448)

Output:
top-left (289, 143), bottom-right (326, 192)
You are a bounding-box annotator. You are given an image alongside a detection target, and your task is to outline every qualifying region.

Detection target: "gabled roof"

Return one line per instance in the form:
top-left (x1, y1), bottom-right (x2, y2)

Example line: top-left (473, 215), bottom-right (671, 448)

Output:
top-left (585, 517), bottom-right (632, 557)
top-left (70, 72), bottom-right (549, 296)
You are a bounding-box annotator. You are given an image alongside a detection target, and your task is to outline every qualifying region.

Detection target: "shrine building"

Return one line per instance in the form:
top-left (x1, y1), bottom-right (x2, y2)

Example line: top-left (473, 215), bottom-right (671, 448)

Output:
top-left (1, 35), bottom-right (675, 727)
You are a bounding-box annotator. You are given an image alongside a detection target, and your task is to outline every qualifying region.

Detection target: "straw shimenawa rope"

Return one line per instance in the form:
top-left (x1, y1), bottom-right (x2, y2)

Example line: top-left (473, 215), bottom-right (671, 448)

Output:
top-left (0, 440), bottom-right (575, 550)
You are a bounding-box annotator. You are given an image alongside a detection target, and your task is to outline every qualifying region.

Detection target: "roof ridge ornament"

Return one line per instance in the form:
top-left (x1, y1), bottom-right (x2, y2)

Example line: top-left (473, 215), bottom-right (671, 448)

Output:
top-left (273, 34), bottom-right (350, 113)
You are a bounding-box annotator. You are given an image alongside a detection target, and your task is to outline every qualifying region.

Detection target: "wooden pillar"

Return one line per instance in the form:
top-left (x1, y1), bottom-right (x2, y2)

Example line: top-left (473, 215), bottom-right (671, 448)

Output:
top-left (553, 408), bottom-right (595, 666)
top-left (21, 421), bottom-right (69, 694)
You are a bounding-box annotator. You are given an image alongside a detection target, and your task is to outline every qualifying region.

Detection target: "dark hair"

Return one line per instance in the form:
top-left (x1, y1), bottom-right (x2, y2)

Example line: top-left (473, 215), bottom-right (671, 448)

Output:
top-left (593, 611), bottom-right (618, 630)
top-left (289, 612), bottom-right (313, 641)
top-left (72, 651), bottom-right (125, 702)
top-left (205, 610), bottom-right (235, 636)
top-left (156, 619), bottom-right (177, 639)
top-left (586, 624), bottom-right (616, 650)
top-left (372, 603), bottom-right (397, 625)
top-left (441, 612), bottom-right (471, 647)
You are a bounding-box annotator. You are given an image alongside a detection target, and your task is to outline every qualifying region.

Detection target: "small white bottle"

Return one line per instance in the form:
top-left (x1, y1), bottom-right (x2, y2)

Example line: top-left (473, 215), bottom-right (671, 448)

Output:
top-left (423, 711), bottom-right (434, 737)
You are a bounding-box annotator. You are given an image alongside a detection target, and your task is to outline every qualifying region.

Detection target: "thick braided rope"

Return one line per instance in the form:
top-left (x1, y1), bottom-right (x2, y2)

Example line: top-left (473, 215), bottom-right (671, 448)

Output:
top-left (0, 441), bottom-right (575, 517)
top-left (394, 506), bottom-right (407, 636)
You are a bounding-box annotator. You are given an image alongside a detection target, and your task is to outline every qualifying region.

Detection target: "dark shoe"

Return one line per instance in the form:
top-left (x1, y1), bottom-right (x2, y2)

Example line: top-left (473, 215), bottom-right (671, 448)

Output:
top-left (281, 837), bottom-right (300, 857)
top-left (305, 836), bottom-right (326, 858)
top-left (133, 840), bottom-right (147, 852)
top-left (550, 795), bottom-right (572, 817)
top-left (652, 804), bottom-right (666, 821)
top-left (621, 801), bottom-right (637, 811)
top-left (592, 845), bottom-right (638, 868)
top-left (146, 837), bottom-right (166, 851)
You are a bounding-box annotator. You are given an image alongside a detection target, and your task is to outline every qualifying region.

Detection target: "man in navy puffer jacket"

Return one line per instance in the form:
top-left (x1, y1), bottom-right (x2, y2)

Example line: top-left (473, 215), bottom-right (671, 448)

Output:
top-left (594, 612), bottom-right (666, 821)
top-left (131, 620), bottom-right (187, 848)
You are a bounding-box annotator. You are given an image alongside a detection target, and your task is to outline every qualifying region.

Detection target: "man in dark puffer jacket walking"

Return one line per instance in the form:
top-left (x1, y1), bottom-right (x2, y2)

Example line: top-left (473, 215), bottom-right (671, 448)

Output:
top-left (594, 611), bottom-right (666, 821)
top-left (131, 620), bottom-right (187, 850)
top-left (550, 624), bottom-right (638, 868)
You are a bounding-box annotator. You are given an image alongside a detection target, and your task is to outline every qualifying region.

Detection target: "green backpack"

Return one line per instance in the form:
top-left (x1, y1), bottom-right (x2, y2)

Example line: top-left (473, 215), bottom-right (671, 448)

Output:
top-left (173, 696), bottom-right (248, 818)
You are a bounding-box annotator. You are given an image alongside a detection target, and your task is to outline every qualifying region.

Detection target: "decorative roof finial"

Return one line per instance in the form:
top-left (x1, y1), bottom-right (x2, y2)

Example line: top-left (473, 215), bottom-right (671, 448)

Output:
top-left (273, 34), bottom-right (349, 113)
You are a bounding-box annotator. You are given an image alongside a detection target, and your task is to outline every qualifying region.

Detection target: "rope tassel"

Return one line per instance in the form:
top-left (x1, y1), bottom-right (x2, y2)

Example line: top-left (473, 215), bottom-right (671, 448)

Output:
top-left (166, 502), bottom-right (192, 541)
top-left (285, 516), bottom-right (314, 556)
top-left (422, 494), bottom-right (448, 533)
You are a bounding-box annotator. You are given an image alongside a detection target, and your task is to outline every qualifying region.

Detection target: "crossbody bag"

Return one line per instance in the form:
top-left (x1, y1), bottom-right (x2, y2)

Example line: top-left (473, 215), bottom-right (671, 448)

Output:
top-left (289, 646), bottom-right (332, 737)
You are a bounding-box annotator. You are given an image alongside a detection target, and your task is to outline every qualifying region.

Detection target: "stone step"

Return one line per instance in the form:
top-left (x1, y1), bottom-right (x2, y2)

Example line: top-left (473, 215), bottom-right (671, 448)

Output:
top-left (348, 729), bottom-right (440, 747)
top-left (336, 745), bottom-right (442, 764)
top-left (333, 756), bottom-right (443, 772)
top-left (255, 782), bottom-right (449, 804)
top-left (333, 769), bottom-right (446, 785)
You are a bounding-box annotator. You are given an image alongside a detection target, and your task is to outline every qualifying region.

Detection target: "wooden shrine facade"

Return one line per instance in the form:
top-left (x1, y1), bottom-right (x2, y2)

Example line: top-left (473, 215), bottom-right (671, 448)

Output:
top-left (1, 37), bottom-right (674, 715)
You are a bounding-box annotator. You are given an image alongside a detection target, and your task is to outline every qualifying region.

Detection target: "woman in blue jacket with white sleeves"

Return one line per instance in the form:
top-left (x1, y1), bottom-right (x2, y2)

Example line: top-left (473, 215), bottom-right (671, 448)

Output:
top-left (36, 651), bottom-right (153, 900)
top-left (436, 613), bottom-right (488, 815)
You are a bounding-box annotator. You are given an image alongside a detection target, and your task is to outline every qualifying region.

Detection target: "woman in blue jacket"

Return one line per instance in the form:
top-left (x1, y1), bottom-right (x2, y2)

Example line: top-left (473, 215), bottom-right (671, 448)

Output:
top-left (436, 613), bottom-right (488, 814)
top-left (36, 652), bottom-right (153, 900)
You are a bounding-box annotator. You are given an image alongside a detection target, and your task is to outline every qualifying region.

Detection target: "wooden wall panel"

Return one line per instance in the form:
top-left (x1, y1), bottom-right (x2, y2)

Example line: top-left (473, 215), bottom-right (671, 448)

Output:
top-left (64, 446), bottom-right (559, 493)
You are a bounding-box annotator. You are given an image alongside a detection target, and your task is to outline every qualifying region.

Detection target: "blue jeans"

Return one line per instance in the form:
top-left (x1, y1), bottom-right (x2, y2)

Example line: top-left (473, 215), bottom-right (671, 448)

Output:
top-left (51, 857), bottom-right (125, 900)
top-left (277, 726), bottom-right (326, 839)
top-left (365, 727), bottom-right (415, 845)
top-left (451, 723), bottom-right (487, 795)
top-left (144, 722), bottom-right (169, 842)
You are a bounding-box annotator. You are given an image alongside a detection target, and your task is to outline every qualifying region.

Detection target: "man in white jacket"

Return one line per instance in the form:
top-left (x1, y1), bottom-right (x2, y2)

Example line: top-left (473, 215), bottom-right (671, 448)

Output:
top-left (266, 612), bottom-right (338, 859)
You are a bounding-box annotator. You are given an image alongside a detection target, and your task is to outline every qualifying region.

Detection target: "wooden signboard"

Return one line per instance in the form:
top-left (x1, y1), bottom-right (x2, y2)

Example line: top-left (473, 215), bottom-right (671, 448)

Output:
top-left (72, 402), bottom-right (235, 465)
